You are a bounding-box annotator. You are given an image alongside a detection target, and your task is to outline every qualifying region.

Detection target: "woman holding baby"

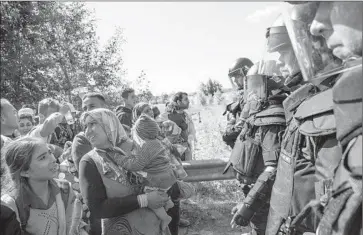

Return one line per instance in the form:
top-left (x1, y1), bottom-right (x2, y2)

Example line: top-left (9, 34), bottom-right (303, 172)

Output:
top-left (78, 108), bottom-right (171, 235)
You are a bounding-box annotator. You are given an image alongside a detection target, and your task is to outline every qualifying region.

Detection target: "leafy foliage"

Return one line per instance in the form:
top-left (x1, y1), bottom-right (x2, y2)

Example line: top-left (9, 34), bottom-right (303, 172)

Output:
top-left (0, 2), bottom-right (127, 108)
top-left (199, 78), bottom-right (223, 97)
top-left (133, 70), bottom-right (154, 103)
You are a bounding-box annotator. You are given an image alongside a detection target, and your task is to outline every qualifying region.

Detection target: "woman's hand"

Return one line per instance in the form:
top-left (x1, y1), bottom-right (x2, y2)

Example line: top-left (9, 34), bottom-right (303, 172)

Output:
top-left (146, 191), bottom-right (169, 209)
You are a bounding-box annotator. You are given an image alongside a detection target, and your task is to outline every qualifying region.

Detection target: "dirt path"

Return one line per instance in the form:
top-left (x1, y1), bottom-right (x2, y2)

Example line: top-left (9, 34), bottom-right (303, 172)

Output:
top-left (178, 199), bottom-right (251, 235)
top-left (176, 105), bottom-right (251, 235)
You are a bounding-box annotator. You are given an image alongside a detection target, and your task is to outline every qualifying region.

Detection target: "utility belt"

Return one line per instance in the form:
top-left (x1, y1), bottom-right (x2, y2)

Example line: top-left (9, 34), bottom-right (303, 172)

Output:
top-left (278, 215), bottom-right (309, 235)
top-left (277, 179), bottom-right (334, 235)
top-left (278, 207), bottom-right (318, 235)
top-left (236, 169), bottom-right (259, 186)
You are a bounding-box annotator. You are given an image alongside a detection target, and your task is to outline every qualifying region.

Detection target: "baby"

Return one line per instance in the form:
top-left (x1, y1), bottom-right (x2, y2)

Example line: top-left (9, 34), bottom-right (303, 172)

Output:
top-left (155, 118), bottom-right (188, 179)
top-left (118, 114), bottom-right (178, 230)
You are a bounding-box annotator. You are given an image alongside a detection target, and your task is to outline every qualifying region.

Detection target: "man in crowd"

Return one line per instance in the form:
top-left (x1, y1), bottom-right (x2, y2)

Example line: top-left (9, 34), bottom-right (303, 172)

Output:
top-left (0, 98), bottom-right (19, 149)
top-left (116, 88), bottom-right (137, 133)
top-left (163, 92), bottom-right (196, 162)
top-left (160, 92), bottom-right (195, 228)
top-left (222, 57), bottom-right (254, 148)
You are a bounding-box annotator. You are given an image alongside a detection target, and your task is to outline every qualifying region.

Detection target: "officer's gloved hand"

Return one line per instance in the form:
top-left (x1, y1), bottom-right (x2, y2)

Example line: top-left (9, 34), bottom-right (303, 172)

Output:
top-left (230, 203), bottom-right (254, 228)
top-left (239, 184), bottom-right (251, 196)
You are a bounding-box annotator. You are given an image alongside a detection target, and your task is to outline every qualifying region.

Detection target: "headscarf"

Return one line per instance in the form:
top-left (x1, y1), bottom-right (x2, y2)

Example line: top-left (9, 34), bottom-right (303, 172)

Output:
top-left (18, 108), bottom-right (34, 118)
top-left (81, 108), bottom-right (127, 148)
top-left (81, 108), bottom-right (143, 186)
top-left (132, 102), bottom-right (150, 123)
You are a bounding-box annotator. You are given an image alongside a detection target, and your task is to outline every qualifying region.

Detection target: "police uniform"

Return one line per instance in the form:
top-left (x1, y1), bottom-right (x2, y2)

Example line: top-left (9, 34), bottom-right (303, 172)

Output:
top-left (223, 90), bottom-right (245, 148)
top-left (266, 79), bottom-right (343, 235)
top-left (316, 59), bottom-right (362, 235)
top-left (266, 4), bottom-right (345, 234)
top-left (229, 99), bottom-right (286, 234)
top-left (226, 34), bottom-right (289, 233)
top-left (223, 58), bottom-right (254, 148)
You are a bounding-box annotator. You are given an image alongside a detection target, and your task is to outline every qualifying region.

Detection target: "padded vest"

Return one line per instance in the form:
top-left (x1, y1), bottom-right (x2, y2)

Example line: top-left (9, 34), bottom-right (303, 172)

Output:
top-left (267, 84), bottom-right (341, 234)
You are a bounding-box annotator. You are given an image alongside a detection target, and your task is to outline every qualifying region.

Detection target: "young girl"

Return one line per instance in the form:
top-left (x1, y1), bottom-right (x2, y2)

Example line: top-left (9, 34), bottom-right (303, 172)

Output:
top-left (118, 114), bottom-right (180, 230)
top-left (0, 137), bottom-right (79, 235)
top-left (18, 108), bottom-right (35, 136)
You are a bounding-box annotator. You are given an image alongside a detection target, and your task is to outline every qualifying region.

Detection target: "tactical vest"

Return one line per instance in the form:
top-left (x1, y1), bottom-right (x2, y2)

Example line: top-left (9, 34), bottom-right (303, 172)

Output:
top-left (227, 104), bottom-right (285, 185)
top-left (317, 61), bottom-right (362, 235)
top-left (223, 96), bottom-right (244, 120)
top-left (266, 83), bottom-right (342, 235)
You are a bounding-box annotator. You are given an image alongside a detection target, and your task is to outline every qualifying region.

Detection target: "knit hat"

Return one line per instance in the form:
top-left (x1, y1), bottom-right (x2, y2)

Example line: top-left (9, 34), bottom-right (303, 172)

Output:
top-left (135, 114), bottom-right (160, 140)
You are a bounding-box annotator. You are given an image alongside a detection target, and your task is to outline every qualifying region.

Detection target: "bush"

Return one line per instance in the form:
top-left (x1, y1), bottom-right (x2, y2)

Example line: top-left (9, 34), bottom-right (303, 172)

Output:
top-left (199, 78), bottom-right (223, 97)
top-left (207, 94), bottom-right (214, 105)
top-left (197, 92), bottom-right (207, 106)
top-left (213, 90), bottom-right (224, 105)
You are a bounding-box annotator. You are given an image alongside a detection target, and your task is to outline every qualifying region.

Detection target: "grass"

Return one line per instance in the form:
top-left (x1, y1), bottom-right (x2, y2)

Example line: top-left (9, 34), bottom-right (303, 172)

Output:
top-left (177, 103), bottom-right (250, 235)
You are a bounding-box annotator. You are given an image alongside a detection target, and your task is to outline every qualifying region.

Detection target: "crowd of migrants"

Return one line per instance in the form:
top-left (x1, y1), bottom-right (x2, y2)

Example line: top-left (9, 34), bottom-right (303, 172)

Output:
top-left (0, 2), bottom-right (362, 235)
top-left (1, 90), bottom-right (196, 235)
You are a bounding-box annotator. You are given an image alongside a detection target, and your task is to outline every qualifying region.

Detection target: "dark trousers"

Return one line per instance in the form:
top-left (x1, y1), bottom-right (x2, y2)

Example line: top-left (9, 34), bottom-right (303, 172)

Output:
top-left (250, 202), bottom-right (269, 235)
top-left (242, 185), bottom-right (269, 235)
top-left (167, 182), bottom-right (181, 235)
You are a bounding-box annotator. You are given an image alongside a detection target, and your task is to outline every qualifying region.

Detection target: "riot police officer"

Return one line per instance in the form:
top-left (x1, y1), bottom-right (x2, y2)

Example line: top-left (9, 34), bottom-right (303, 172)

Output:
top-left (222, 57), bottom-right (254, 148)
top-left (226, 17), bottom-right (292, 234)
top-left (266, 3), bottom-right (346, 235)
top-left (307, 2), bottom-right (362, 235)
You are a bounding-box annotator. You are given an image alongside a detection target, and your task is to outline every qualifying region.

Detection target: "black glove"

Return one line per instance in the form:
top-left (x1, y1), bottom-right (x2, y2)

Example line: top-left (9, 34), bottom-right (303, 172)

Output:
top-left (231, 203), bottom-right (255, 227)
top-left (240, 184), bottom-right (251, 196)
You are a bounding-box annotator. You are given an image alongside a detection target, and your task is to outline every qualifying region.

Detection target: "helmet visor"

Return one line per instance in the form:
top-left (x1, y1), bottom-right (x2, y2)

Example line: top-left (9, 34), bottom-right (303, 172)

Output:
top-left (282, 2), bottom-right (344, 83)
top-left (259, 23), bottom-right (296, 78)
top-left (243, 75), bottom-right (268, 102)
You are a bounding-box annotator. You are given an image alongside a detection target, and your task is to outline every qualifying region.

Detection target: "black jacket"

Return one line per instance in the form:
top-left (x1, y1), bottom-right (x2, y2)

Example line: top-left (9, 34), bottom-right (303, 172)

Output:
top-left (116, 106), bottom-right (133, 128)
top-left (0, 204), bottom-right (22, 235)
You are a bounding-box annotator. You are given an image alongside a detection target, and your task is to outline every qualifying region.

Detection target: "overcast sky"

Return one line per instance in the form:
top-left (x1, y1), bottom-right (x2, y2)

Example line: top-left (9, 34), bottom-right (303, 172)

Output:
top-left (85, 2), bottom-right (283, 95)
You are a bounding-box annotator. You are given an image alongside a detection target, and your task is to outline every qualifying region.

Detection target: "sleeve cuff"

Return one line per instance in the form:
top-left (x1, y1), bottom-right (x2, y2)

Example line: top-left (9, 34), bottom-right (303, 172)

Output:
top-left (137, 194), bottom-right (148, 208)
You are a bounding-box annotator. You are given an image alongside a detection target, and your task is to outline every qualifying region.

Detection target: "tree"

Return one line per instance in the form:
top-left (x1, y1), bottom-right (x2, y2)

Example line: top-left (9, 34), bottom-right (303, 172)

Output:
top-left (0, 2), bottom-right (127, 108)
top-left (199, 78), bottom-right (223, 97)
top-left (161, 93), bottom-right (169, 103)
top-left (133, 70), bottom-right (154, 103)
top-left (1, 2), bottom-right (58, 108)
